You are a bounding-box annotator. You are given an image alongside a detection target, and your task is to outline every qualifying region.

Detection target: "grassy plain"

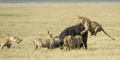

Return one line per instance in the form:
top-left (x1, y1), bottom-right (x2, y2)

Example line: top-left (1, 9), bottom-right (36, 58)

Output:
top-left (0, 2), bottom-right (120, 60)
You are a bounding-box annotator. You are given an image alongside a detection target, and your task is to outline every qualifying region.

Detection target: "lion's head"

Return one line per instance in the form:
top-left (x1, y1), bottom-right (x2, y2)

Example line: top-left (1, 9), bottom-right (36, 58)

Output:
top-left (77, 16), bottom-right (85, 24)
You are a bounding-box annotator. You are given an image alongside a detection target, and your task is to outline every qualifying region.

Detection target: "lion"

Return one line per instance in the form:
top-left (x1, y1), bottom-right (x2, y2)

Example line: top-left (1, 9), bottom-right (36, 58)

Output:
top-left (63, 35), bottom-right (84, 51)
top-left (89, 21), bottom-right (115, 40)
top-left (76, 16), bottom-right (91, 35)
top-left (0, 36), bottom-right (22, 50)
top-left (76, 16), bottom-right (115, 40)
top-left (29, 31), bottom-right (60, 50)
top-left (29, 37), bottom-right (55, 50)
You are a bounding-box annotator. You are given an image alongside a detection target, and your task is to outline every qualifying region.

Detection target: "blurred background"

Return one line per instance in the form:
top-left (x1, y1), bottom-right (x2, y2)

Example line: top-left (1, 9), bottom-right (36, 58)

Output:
top-left (0, 0), bottom-right (120, 3)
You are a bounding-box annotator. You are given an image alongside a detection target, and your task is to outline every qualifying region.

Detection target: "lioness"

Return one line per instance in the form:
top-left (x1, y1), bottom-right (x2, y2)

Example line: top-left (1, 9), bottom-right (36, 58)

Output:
top-left (63, 35), bottom-right (84, 51)
top-left (0, 36), bottom-right (22, 50)
top-left (29, 31), bottom-right (60, 50)
top-left (76, 16), bottom-right (91, 35)
top-left (77, 16), bottom-right (115, 40)
top-left (90, 21), bottom-right (115, 40)
top-left (30, 37), bottom-right (55, 49)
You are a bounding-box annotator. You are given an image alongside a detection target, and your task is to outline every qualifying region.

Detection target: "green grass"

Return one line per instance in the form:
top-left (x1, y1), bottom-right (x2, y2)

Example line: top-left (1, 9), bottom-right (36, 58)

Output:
top-left (0, 3), bottom-right (120, 60)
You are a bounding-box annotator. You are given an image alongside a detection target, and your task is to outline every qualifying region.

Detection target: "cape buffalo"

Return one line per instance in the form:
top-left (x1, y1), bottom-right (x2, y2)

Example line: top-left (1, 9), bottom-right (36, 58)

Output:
top-left (59, 24), bottom-right (88, 49)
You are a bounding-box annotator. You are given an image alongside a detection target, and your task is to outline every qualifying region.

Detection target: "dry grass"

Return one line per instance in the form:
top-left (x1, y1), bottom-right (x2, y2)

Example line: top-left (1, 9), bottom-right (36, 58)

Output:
top-left (0, 2), bottom-right (120, 60)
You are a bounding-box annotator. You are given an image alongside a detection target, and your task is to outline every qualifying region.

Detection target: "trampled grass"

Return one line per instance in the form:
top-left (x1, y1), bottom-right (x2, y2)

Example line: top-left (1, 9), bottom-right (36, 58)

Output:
top-left (0, 2), bottom-right (120, 60)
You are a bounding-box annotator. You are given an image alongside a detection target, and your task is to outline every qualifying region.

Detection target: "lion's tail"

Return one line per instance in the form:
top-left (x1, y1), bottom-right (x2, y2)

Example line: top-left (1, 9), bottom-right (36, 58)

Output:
top-left (28, 41), bottom-right (34, 45)
top-left (102, 27), bottom-right (115, 40)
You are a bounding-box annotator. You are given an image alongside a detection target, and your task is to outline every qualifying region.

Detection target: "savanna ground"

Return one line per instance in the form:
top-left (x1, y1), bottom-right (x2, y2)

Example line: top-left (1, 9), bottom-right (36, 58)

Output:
top-left (0, 2), bottom-right (120, 60)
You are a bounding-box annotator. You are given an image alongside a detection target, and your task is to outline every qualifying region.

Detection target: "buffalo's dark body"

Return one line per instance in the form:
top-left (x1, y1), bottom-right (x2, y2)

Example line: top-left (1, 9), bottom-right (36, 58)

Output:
top-left (59, 24), bottom-right (88, 49)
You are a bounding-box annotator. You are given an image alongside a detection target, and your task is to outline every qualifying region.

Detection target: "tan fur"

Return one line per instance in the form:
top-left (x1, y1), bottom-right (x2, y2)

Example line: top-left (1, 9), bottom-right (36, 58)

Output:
top-left (0, 36), bottom-right (22, 50)
top-left (29, 31), bottom-right (61, 50)
top-left (63, 35), bottom-right (83, 51)
top-left (89, 21), bottom-right (101, 36)
top-left (77, 16), bottom-right (115, 40)
top-left (90, 21), bottom-right (115, 40)
top-left (29, 31), bottom-right (60, 50)
top-left (30, 37), bottom-right (60, 50)
top-left (76, 16), bottom-right (91, 35)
